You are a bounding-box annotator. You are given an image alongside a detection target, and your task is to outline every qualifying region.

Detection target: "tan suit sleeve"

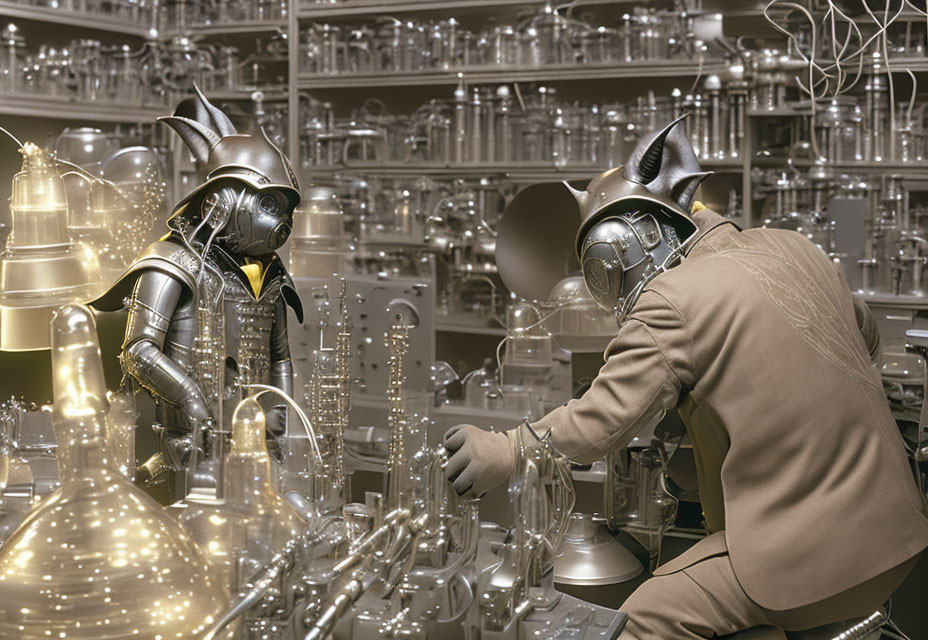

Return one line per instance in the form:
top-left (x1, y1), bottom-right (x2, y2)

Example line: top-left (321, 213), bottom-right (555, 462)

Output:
top-left (851, 293), bottom-right (881, 363)
top-left (529, 289), bottom-right (690, 465)
top-left (832, 258), bottom-right (881, 363)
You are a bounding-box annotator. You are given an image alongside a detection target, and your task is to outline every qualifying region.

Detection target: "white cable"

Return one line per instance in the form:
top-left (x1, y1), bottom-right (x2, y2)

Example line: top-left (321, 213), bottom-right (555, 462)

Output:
top-left (905, 68), bottom-right (917, 123)
top-left (868, 1), bottom-right (898, 160)
top-left (763, 1), bottom-right (825, 159)
top-left (833, 0), bottom-right (904, 67)
top-left (828, 2), bottom-right (866, 95)
top-left (764, 1), bottom-right (833, 86)
top-left (246, 384), bottom-right (325, 465)
top-left (0, 125), bottom-right (23, 148)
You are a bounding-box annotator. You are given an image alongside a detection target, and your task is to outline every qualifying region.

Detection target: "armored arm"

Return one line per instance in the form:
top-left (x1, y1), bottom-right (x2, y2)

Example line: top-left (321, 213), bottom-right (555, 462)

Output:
top-left (265, 296), bottom-right (293, 437)
top-left (270, 295), bottom-right (294, 398)
top-left (121, 270), bottom-right (210, 427)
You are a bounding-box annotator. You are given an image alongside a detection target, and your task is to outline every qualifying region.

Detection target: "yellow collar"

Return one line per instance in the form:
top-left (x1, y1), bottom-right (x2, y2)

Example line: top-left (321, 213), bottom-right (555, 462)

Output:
top-left (240, 258), bottom-right (266, 298)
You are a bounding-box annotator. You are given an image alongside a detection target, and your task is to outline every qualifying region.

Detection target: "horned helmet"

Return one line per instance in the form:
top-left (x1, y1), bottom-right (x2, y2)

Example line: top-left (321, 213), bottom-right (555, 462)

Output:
top-left (160, 86), bottom-right (300, 257)
top-left (496, 115), bottom-right (710, 325)
top-left (570, 115), bottom-right (710, 321)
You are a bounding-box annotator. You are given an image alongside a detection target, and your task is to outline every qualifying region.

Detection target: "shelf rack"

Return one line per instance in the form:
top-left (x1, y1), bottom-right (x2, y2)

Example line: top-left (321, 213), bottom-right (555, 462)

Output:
top-left (206, 88), bottom-right (290, 102)
top-left (297, 59), bottom-right (727, 89)
top-left (298, 0), bottom-right (640, 20)
top-left (162, 19), bottom-right (288, 38)
top-left (0, 1), bottom-right (156, 37)
top-left (309, 159), bottom-right (744, 182)
top-left (4, 0), bottom-right (927, 335)
top-left (0, 93), bottom-right (165, 122)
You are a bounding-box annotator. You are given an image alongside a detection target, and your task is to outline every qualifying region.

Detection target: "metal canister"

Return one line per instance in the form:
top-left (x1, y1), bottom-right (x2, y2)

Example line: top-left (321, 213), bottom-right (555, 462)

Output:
top-left (289, 186), bottom-right (351, 279)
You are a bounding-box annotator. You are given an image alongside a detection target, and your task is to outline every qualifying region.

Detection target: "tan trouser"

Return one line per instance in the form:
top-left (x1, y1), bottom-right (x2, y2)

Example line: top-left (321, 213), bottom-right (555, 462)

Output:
top-left (619, 533), bottom-right (920, 640)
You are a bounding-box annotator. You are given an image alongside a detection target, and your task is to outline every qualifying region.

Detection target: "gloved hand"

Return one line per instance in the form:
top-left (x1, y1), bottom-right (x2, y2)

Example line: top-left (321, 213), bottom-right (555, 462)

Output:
top-left (443, 424), bottom-right (514, 499)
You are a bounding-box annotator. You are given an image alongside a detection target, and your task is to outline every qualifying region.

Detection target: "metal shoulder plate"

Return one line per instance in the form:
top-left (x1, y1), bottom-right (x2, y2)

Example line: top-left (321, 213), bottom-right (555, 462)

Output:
top-left (90, 238), bottom-right (200, 312)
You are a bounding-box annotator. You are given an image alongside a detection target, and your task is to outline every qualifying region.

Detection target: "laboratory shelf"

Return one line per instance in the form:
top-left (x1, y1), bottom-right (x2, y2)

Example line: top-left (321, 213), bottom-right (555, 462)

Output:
top-left (0, 94), bottom-right (164, 123)
top-left (298, 0), bottom-right (638, 20)
top-left (747, 107), bottom-right (810, 117)
top-left (298, 60), bottom-right (727, 89)
top-left (884, 58), bottom-right (928, 73)
top-left (205, 88), bottom-right (290, 101)
top-left (435, 321), bottom-right (507, 337)
top-left (753, 157), bottom-right (928, 176)
top-left (862, 293), bottom-right (928, 309)
top-left (308, 159), bottom-right (742, 181)
top-left (0, 1), bottom-right (156, 37)
top-left (164, 20), bottom-right (288, 38)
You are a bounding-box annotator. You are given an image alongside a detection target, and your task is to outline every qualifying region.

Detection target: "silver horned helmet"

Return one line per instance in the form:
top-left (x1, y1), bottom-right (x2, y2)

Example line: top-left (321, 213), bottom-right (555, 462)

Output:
top-left (159, 86), bottom-right (301, 257)
top-left (568, 115), bottom-right (711, 322)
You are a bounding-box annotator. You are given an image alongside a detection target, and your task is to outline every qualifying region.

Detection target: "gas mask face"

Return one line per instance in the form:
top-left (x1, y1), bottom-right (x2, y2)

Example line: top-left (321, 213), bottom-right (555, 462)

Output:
top-left (202, 185), bottom-right (294, 257)
top-left (579, 210), bottom-right (683, 321)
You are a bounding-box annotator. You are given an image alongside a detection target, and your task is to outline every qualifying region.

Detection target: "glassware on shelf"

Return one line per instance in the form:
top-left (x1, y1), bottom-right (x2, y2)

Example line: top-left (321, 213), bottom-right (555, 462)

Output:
top-left (300, 5), bottom-right (708, 76)
top-left (300, 80), bottom-right (753, 169)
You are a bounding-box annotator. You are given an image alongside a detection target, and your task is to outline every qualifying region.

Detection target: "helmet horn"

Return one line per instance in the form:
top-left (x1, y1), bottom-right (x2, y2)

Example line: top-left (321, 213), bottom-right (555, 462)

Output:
top-left (192, 84), bottom-right (237, 137)
top-left (671, 171), bottom-right (712, 213)
top-left (562, 181), bottom-right (591, 211)
top-left (628, 113), bottom-right (689, 185)
top-left (157, 115), bottom-right (221, 165)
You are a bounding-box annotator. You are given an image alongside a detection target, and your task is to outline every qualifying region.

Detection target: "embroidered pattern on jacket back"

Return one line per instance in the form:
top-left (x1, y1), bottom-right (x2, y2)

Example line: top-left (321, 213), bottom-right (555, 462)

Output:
top-left (714, 231), bottom-right (879, 391)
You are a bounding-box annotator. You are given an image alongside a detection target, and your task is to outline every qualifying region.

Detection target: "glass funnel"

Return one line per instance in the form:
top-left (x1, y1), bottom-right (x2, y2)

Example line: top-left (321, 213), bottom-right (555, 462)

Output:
top-left (0, 303), bottom-right (231, 639)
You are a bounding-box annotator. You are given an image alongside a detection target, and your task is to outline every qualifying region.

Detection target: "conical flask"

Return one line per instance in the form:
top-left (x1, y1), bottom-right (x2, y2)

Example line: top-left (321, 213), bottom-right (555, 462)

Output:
top-left (0, 303), bottom-right (231, 639)
top-left (181, 397), bottom-right (308, 589)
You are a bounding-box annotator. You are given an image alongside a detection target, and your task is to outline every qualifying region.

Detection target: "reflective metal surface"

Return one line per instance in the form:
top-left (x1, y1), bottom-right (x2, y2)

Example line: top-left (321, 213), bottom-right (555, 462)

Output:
top-left (554, 514), bottom-right (643, 586)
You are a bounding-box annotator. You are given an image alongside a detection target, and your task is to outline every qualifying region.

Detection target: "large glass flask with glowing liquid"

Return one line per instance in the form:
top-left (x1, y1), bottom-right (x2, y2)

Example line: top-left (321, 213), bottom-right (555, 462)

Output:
top-left (0, 303), bottom-right (231, 639)
top-left (0, 143), bottom-right (101, 350)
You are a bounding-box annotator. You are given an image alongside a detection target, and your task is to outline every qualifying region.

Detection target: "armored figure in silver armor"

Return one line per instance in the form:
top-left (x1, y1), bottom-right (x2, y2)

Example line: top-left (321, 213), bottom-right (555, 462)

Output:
top-left (93, 88), bottom-right (303, 498)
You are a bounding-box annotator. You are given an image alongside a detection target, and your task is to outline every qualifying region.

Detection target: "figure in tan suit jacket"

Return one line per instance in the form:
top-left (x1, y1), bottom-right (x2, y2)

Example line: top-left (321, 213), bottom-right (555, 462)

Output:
top-left (443, 117), bottom-right (928, 639)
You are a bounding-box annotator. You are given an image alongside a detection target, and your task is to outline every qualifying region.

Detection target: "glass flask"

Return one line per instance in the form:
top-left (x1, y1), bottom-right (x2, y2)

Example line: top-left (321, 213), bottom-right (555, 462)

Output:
top-left (181, 397), bottom-right (308, 603)
top-left (0, 303), bottom-right (231, 639)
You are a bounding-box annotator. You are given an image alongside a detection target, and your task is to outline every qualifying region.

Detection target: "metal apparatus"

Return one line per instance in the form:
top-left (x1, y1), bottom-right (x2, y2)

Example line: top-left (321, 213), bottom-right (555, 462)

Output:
top-left (0, 291), bottom-right (635, 640)
top-left (385, 298), bottom-right (420, 511)
top-left (469, 425), bottom-right (626, 640)
top-left (305, 280), bottom-right (352, 511)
